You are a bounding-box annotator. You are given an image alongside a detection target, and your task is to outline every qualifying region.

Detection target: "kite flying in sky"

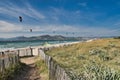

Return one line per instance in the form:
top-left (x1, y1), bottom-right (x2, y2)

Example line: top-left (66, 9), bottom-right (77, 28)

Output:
top-left (30, 29), bottom-right (32, 32)
top-left (19, 16), bottom-right (33, 32)
top-left (19, 16), bottom-right (22, 22)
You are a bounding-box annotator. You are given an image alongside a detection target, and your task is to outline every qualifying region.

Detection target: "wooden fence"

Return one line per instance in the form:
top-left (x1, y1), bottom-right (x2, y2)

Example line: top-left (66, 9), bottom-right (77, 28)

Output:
top-left (16, 48), bottom-right (33, 57)
top-left (0, 51), bottom-right (19, 72)
top-left (0, 47), bottom-right (34, 73)
top-left (38, 49), bottom-right (71, 80)
top-left (37, 42), bottom-right (82, 80)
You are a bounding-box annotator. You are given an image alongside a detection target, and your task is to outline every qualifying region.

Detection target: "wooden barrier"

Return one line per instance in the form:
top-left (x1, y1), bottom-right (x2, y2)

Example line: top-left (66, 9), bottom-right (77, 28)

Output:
top-left (39, 49), bottom-right (71, 80)
top-left (36, 42), bottom-right (82, 80)
top-left (0, 52), bottom-right (19, 72)
top-left (0, 47), bottom-right (34, 73)
top-left (17, 48), bottom-right (33, 57)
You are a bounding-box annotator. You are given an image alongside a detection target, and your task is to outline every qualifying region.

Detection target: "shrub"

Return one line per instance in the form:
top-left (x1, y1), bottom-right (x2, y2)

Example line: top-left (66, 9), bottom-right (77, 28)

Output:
top-left (112, 50), bottom-right (120, 57)
top-left (76, 55), bottom-right (86, 60)
top-left (98, 52), bottom-right (112, 61)
top-left (83, 63), bottom-right (120, 80)
top-left (0, 63), bottom-right (21, 80)
top-left (89, 49), bottom-right (104, 55)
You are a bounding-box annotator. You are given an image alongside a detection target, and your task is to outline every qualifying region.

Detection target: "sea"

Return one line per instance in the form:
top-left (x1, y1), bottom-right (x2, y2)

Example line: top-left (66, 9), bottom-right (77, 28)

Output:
top-left (0, 40), bottom-right (78, 51)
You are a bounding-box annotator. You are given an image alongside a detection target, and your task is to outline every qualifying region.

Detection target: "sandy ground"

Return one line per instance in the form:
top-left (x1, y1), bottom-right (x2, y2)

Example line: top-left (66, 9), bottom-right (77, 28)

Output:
top-left (12, 57), bottom-right (41, 80)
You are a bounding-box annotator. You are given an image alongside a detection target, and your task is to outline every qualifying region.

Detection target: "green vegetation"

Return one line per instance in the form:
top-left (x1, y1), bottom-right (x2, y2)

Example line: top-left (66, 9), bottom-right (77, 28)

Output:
top-left (46, 38), bottom-right (120, 79)
top-left (35, 57), bottom-right (49, 80)
top-left (0, 63), bottom-right (21, 80)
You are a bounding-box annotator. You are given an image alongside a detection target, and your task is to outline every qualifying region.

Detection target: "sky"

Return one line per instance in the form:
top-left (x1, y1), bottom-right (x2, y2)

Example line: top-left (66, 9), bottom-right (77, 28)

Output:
top-left (0, 0), bottom-right (120, 38)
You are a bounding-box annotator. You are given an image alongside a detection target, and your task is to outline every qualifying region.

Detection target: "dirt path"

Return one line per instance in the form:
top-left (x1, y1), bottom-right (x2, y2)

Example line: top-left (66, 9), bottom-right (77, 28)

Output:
top-left (13, 57), bottom-right (41, 80)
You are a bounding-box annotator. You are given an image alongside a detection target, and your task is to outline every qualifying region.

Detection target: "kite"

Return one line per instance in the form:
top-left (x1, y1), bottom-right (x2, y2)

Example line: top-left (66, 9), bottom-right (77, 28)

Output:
top-left (19, 16), bottom-right (22, 22)
top-left (30, 29), bottom-right (32, 32)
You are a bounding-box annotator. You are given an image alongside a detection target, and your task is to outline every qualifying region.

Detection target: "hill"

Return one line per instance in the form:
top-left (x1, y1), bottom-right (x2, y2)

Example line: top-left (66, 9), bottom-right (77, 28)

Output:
top-left (0, 35), bottom-right (91, 42)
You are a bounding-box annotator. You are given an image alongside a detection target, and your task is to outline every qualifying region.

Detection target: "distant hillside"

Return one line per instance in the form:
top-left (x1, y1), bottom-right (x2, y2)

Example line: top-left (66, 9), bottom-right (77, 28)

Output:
top-left (114, 36), bottom-right (120, 39)
top-left (0, 35), bottom-right (90, 42)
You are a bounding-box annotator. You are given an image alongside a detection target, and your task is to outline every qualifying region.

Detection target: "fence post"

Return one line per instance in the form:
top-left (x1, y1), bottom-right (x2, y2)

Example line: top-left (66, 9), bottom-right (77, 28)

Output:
top-left (30, 47), bottom-right (33, 56)
top-left (17, 50), bottom-right (20, 57)
top-left (1, 59), bottom-right (5, 72)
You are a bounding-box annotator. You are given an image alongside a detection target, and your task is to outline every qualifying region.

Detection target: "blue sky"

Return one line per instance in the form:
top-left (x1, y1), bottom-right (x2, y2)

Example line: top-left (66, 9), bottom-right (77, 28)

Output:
top-left (0, 0), bottom-right (120, 38)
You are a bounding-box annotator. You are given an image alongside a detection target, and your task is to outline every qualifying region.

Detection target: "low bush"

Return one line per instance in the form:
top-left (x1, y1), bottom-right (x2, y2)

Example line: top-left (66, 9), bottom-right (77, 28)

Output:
top-left (0, 63), bottom-right (21, 80)
top-left (35, 57), bottom-right (49, 80)
top-left (83, 63), bottom-right (120, 80)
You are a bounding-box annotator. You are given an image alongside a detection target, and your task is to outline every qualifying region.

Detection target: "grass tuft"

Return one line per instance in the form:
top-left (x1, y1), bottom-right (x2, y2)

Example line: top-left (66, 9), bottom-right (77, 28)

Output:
top-left (35, 57), bottom-right (49, 80)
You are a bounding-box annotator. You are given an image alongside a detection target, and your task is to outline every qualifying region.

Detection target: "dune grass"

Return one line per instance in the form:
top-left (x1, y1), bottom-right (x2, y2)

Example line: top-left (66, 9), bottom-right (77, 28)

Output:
top-left (0, 63), bottom-right (21, 80)
top-left (35, 57), bottom-right (49, 80)
top-left (46, 38), bottom-right (120, 79)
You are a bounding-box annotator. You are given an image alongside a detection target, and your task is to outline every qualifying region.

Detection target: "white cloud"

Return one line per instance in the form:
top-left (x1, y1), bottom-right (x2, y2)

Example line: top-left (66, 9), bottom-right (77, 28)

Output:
top-left (27, 24), bottom-right (118, 36)
top-left (0, 20), bottom-right (119, 37)
top-left (30, 24), bottom-right (80, 32)
top-left (0, 20), bottom-right (116, 32)
top-left (0, 20), bottom-right (23, 32)
top-left (24, 3), bottom-right (45, 19)
top-left (49, 7), bottom-right (82, 22)
top-left (0, 2), bottom-right (45, 20)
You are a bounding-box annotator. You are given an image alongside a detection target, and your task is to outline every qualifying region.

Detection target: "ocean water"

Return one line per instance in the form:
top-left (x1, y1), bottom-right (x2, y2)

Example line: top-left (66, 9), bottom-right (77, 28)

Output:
top-left (0, 40), bottom-right (77, 51)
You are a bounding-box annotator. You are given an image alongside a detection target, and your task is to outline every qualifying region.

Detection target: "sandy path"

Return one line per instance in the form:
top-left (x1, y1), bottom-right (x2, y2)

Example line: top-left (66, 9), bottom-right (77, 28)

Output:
top-left (12, 57), bottom-right (41, 80)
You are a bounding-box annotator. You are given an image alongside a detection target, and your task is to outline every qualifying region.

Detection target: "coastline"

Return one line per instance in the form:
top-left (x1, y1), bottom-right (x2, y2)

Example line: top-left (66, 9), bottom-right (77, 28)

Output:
top-left (0, 38), bottom-right (97, 52)
top-left (0, 40), bottom-right (82, 52)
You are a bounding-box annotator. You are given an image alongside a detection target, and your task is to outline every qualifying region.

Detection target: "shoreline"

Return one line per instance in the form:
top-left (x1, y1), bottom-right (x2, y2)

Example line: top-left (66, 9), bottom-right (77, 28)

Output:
top-left (0, 38), bottom-right (98, 52)
top-left (0, 40), bottom-right (84, 52)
